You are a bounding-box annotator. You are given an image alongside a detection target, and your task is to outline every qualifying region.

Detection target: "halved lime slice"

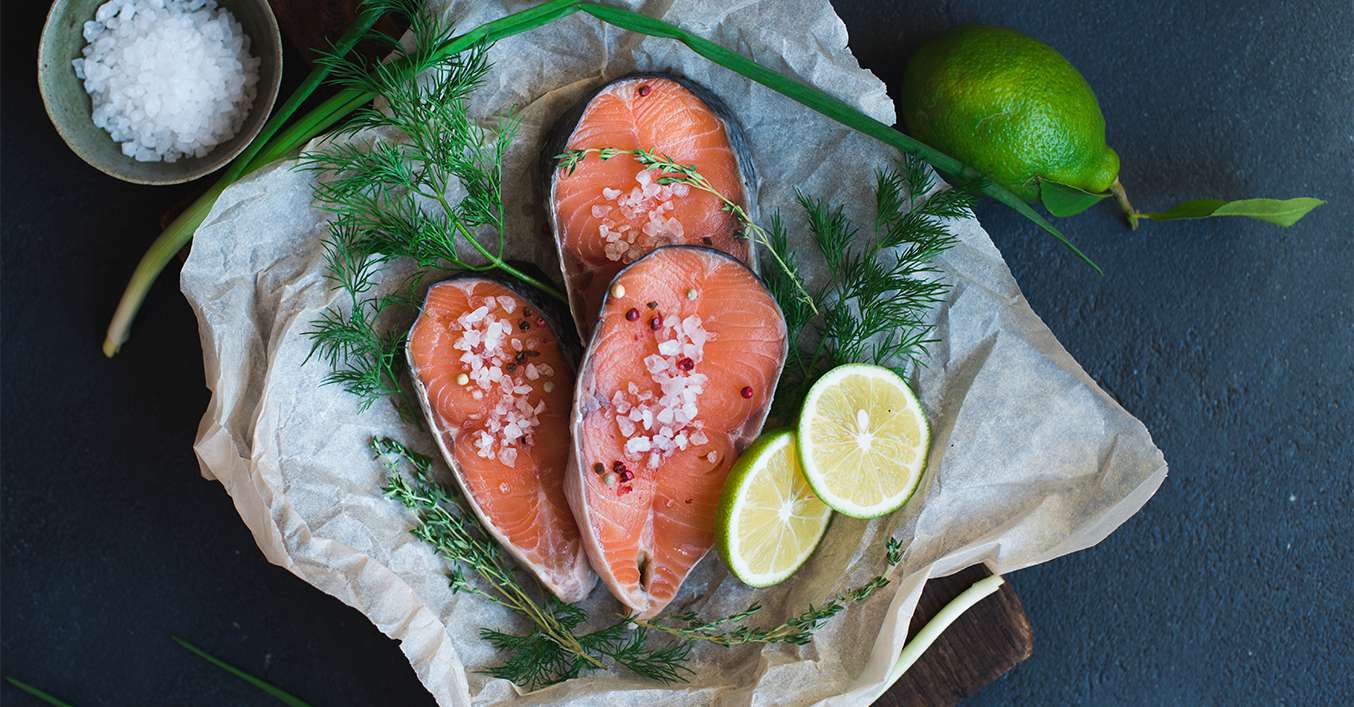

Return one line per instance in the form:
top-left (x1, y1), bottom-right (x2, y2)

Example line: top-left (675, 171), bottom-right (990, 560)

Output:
top-left (796, 364), bottom-right (930, 518)
top-left (717, 430), bottom-right (832, 587)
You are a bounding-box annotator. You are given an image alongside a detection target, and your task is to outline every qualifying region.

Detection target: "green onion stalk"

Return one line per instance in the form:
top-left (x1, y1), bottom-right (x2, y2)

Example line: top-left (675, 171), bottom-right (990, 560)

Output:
top-left (103, 0), bottom-right (1091, 357)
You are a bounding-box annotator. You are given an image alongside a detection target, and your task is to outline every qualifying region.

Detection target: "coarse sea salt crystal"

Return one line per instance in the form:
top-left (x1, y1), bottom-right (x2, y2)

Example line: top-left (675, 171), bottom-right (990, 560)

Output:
top-left (626, 437), bottom-right (652, 454)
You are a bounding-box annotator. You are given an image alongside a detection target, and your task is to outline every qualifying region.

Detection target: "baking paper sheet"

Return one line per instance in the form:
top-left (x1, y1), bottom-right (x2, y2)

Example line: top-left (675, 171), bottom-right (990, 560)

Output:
top-left (180, 1), bottom-right (1168, 704)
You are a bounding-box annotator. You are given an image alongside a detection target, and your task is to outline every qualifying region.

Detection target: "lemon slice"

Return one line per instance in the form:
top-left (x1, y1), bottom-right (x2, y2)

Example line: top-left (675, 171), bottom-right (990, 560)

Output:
top-left (796, 364), bottom-right (930, 518)
top-left (717, 430), bottom-right (833, 587)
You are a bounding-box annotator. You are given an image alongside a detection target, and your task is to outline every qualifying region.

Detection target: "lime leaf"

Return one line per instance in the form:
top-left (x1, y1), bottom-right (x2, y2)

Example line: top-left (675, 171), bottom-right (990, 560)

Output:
top-left (1039, 179), bottom-right (1110, 217)
top-left (1141, 197), bottom-right (1324, 227)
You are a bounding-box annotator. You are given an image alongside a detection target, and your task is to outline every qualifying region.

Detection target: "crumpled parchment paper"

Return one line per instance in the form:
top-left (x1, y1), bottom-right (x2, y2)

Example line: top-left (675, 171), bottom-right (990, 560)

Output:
top-left (180, 1), bottom-right (1168, 704)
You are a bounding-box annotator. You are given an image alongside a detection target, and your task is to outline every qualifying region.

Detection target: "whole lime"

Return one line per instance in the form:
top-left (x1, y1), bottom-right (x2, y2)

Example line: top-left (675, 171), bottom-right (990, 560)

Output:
top-left (900, 25), bottom-right (1119, 203)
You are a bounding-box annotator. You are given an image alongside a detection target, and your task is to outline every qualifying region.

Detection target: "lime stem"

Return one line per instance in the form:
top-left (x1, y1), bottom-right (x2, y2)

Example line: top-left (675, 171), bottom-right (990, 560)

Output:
top-left (1110, 178), bottom-right (1140, 230)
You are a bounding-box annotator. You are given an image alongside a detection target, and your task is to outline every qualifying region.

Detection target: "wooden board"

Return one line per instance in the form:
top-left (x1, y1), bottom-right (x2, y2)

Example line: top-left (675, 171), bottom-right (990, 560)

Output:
top-left (262, 3), bottom-right (1035, 703)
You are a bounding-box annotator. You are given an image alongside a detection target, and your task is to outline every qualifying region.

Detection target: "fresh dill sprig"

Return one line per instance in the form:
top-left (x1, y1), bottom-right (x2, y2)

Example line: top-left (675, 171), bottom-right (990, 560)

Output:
top-left (554, 147), bottom-right (818, 316)
top-left (636, 538), bottom-right (904, 647)
top-left (303, 218), bottom-right (417, 416)
top-left (303, 1), bottom-right (565, 414)
top-left (766, 154), bottom-right (976, 410)
top-left (300, 1), bottom-right (564, 302)
top-left (808, 155), bottom-right (974, 374)
top-left (761, 212), bottom-right (817, 420)
top-left (376, 437), bottom-right (693, 688)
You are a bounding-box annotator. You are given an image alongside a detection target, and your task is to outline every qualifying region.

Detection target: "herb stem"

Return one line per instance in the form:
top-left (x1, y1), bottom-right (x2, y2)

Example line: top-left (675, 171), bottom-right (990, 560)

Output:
top-left (1110, 178), bottom-right (1140, 230)
top-left (102, 179), bottom-right (227, 357)
top-left (229, 8), bottom-right (385, 181)
top-left (428, 185), bottom-right (567, 302)
top-left (557, 147), bottom-right (818, 315)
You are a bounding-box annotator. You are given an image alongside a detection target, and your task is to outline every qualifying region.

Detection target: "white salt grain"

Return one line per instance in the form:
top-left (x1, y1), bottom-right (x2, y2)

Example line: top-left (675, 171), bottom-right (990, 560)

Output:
top-left (74, 0), bottom-right (261, 163)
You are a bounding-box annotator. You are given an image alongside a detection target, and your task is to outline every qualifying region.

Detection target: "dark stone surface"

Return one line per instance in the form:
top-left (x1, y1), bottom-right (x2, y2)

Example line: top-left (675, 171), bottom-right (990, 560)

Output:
top-left (3, 1), bottom-right (1350, 705)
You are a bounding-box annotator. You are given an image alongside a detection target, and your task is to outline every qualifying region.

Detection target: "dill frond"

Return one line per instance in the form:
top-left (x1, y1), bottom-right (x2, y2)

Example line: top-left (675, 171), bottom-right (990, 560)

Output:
top-left (300, 1), bottom-right (563, 300)
top-left (303, 1), bottom-right (563, 416)
top-left (764, 154), bottom-right (975, 409)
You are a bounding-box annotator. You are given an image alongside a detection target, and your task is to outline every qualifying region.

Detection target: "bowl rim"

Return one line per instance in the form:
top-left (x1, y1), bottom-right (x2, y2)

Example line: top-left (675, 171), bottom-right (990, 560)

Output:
top-left (37, 0), bottom-right (285, 186)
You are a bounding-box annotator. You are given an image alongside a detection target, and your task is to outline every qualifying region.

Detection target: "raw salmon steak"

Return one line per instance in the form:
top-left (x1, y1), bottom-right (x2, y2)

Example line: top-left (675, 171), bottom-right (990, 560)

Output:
top-left (544, 73), bottom-right (758, 339)
top-left (565, 246), bottom-right (787, 617)
top-left (407, 276), bottom-right (595, 602)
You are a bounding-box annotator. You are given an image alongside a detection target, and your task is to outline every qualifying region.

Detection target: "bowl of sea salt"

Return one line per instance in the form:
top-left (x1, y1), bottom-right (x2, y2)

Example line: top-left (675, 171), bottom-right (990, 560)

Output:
top-left (39, 0), bottom-right (282, 185)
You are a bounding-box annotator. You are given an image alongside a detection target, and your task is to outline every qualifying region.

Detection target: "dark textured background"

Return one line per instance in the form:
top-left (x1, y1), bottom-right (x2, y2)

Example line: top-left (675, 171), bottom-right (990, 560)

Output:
top-left (3, 1), bottom-right (1351, 704)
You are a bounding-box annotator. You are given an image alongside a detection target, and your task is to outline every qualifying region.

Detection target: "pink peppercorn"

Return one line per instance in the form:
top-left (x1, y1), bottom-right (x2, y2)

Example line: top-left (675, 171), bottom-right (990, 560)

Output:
top-left (638, 84), bottom-right (651, 96)
top-left (740, 386), bottom-right (754, 399)
top-left (677, 357), bottom-right (695, 371)
top-left (649, 315), bottom-right (662, 331)
top-left (625, 307), bottom-right (639, 321)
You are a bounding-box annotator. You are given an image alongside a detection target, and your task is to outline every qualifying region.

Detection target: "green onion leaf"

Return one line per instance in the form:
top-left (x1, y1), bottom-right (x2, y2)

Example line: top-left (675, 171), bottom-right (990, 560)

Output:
top-left (4, 677), bottom-right (75, 707)
top-left (1139, 197), bottom-right (1324, 227)
top-left (1039, 179), bottom-right (1110, 217)
top-left (171, 636), bottom-right (313, 707)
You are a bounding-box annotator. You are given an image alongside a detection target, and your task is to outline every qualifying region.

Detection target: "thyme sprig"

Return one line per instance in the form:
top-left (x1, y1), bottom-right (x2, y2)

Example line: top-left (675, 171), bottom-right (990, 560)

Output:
top-left (637, 538), bottom-right (904, 647)
top-left (380, 434), bottom-right (908, 687)
top-left (376, 437), bottom-right (692, 688)
top-left (555, 147), bottom-right (819, 316)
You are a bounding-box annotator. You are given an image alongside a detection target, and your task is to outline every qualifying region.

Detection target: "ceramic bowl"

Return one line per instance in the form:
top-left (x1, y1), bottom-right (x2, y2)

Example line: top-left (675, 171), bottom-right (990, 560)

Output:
top-left (37, 0), bottom-right (283, 185)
